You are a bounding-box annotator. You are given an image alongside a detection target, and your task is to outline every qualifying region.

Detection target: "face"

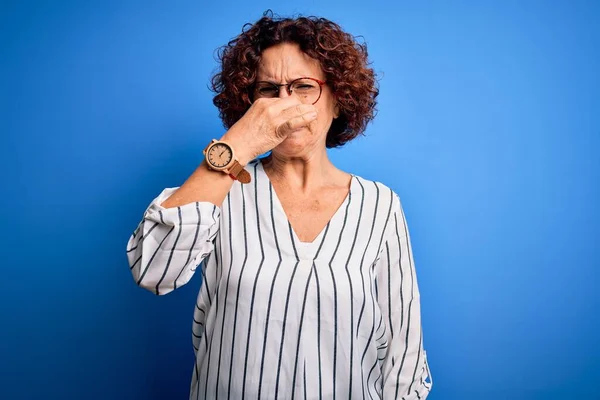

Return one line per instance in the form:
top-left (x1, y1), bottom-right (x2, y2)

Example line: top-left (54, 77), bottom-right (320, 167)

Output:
top-left (256, 42), bottom-right (339, 158)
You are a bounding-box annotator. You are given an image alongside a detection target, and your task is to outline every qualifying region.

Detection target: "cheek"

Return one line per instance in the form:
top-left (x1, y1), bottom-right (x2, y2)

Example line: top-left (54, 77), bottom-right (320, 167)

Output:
top-left (312, 110), bottom-right (334, 134)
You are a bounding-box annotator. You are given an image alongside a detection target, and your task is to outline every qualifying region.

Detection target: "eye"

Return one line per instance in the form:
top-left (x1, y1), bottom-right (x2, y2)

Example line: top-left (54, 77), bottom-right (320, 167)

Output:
top-left (292, 81), bottom-right (317, 93)
top-left (256, 84), bottom-right (278, 97)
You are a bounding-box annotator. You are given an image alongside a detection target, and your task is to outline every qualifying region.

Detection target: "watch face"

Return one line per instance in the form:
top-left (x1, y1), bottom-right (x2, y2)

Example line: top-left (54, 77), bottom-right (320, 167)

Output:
top-left (207, 142), bottom-right (233, 168)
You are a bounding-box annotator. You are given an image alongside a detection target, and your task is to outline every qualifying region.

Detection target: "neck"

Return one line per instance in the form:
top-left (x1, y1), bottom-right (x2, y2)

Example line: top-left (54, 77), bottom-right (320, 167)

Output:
top-left (262, 147), bottom-right (337, 192)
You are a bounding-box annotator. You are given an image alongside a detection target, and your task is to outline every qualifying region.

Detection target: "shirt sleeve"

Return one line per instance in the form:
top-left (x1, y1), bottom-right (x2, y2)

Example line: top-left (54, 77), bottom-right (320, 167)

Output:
top-left (376, 192), bottom-right (433, 399)
top-left (126, 188), bottom-right (221, 295)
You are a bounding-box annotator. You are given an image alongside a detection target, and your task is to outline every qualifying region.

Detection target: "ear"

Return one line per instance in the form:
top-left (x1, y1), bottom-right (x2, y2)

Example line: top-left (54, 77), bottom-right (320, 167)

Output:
top-left (333, 103), bottom-right (340, 119)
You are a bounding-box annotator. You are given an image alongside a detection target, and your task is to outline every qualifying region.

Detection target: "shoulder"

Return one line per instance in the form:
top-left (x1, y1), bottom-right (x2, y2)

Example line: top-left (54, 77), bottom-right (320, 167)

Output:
top-left (351, 173), bottom-right (402, 213)
top-left (351, 174), bottom-right (413, 245)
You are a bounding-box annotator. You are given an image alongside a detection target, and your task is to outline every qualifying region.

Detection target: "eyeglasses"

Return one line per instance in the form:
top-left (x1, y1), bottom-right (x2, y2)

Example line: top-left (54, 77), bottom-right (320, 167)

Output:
top-left (251, 77), bottom-right (326, 105)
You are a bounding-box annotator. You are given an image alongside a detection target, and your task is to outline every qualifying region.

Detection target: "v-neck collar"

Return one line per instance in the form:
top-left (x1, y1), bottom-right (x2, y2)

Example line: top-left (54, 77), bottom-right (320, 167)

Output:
top-left (256, 159), bottom-right (355, 260)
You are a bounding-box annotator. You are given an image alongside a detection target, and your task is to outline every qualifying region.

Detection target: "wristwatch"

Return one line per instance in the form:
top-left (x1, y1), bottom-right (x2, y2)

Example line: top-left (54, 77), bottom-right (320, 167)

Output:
top-left (203, 139), bottom-right (251, 184)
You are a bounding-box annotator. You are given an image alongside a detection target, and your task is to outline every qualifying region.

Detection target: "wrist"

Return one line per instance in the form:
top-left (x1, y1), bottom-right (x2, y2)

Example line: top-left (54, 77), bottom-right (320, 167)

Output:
top-left (218, 133), bottom-right (255, 166)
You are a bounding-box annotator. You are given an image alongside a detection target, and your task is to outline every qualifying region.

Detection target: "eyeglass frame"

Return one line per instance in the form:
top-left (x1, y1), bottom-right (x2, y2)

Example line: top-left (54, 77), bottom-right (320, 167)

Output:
top-left (250, 77), bottom-right (327, 105)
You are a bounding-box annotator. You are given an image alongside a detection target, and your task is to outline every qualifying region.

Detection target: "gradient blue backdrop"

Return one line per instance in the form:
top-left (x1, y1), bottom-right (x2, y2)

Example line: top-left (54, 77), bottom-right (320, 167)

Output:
top-left (1, 1), bottom-right (598, 399)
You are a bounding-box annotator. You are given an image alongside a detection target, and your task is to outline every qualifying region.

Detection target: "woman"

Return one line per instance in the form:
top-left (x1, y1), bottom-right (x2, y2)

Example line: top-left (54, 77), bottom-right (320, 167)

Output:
top-left (127, 12), bottom-right (432, 399)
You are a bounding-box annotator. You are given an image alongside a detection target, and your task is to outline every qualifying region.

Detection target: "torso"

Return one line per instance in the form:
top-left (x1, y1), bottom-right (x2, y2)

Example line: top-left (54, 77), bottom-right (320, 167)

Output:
top-left (188, 159), bottom-right (406, 399)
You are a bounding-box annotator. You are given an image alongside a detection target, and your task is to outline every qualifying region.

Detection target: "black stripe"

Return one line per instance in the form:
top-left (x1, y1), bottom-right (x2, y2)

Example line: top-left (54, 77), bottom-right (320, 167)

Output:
top-left (356, 179), bottom-right (379, 399)
top-left (204, 194), bottom-right (230, 400)
top-left (199, 254), bottom-right (213, 306)
top-left (375, 310), bottom-right (387, 342)
top-left (407, 324), bottom-right (423, 395)
top-left (373, 372), bottom-right (382, 399)
top-left (257, 182), bottom-right (283, 399)
top-left (375, 189), bottom-right (394, 256)
top-left (386, 241), bottom-right (394, 337)
top-left (195, 304), bottom-right (206, 315)
top-left (211, 243), bottom-right (220, 301)
top-left (394, 215), bottom-right (405, 346)
top-left (360, 260), bottom-right (378, 399)
top-left (364, 188), bottom-right (395, 396)
top-left (241, 164), bottom-right (266, 399)
top-left (174, 202), bottom-right (202, 289)
top-left (192, 329), bottom-right (203, 339)
top-left (207, 205), bottom-right (219, 242)
top-left (356, 180), bottom-right (379, 335)
top-left (227, 185), bottom-right (249, 399)
top-left (288, 220), bottom-right (300, 259)
top-left (215, 189), bottom-right (236, 400)
top-left (155, 206), bottom-right (184, 294)
top-left (327, 188), bottom-right (352, 400)
top-left (366, 311), bottom-right (385, 400)
top-left (343, 177), bottom-right (364, 399)
top-left (197, 273), bottom-right (211, 354)
top-left (303, 361), bottom-right (307, 400)
top-left (273, 222), bottom-right (301, 399)
top-left (192, 307), bottom-right (205, 345)
top-left (290, 266), bottom-right (314, 400)
top-left (314, 263), bottom-right (323, 400)
top-left (394, 205), bottom-right (416, 399)
top-left (127, 222), bottom-right (158, 254)
top-left (136, 212), bottom-right (174, 286)
top-left (365, 358), bottom-right (379, 400)
top-left (130, 253), bottom-right (142, 270)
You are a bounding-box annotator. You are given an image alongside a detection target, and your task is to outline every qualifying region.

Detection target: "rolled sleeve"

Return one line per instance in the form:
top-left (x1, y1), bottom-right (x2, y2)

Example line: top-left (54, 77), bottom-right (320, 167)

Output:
top-left (126, 188), bottom-right (221, 295)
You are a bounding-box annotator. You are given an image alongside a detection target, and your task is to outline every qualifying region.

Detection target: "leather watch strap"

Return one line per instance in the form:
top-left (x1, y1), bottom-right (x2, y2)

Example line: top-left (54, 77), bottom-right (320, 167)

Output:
top-left (228, 160), bottom-right (252, 184)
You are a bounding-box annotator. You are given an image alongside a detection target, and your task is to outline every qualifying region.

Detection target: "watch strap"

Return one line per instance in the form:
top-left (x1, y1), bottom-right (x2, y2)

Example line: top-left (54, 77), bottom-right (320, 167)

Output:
top-left (228, 160), bottom-right (251, 184)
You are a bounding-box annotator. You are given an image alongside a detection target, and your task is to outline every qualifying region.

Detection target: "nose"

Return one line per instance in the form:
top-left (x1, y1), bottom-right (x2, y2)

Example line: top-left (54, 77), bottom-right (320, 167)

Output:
top-left (278, 85), bottom-right (291, 99)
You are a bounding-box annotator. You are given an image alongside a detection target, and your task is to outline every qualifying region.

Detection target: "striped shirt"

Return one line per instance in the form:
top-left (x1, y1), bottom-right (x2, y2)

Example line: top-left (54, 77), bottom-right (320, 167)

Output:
top-left (127, 159), bottom-right (432, 399)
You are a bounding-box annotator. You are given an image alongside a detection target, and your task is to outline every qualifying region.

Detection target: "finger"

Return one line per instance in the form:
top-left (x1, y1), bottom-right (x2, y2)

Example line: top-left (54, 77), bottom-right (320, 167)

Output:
top-left (280, 103), bottom-right (317, 120)
top-left (256, 95), bottom-right (304, 116)
top-left (276, 111), bottom-right (318, 137)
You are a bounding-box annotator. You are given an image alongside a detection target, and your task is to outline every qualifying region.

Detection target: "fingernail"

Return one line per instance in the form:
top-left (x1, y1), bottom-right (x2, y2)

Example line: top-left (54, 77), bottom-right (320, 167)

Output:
top-left (308, 112), bottom-right (317, 119)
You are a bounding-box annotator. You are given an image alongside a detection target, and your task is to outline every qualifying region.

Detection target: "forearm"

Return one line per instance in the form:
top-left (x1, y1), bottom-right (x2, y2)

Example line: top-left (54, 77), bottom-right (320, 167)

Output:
top-left (161, 160), bottom-right (235, 208)
top-left (161, 134), bottom-right (254, 209)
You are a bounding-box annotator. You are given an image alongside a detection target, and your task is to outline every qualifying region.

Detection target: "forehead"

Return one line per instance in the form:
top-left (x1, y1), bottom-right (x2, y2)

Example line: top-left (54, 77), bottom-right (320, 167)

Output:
top-left (257, 42), bottom-right (324, 81)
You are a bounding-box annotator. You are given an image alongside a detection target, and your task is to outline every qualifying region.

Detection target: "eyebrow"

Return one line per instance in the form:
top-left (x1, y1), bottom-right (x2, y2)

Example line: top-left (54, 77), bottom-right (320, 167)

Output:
top-left (255, 77), bottom-right (306, 83)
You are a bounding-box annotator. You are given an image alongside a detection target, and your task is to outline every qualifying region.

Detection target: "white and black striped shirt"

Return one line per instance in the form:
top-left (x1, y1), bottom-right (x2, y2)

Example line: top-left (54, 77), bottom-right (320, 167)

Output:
top-left (127, 159), bottom-right (432, 399)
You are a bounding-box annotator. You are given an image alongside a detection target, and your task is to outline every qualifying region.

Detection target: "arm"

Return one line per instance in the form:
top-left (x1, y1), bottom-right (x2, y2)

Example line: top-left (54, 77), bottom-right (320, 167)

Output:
top-left (126, 187), bottom-right (221, 295)
top-left (161, 96), bottom-right (318, 209)
top-left (377, 193), bottom-right (432, 399)
top-left (126, 133), bottom-right (247, 295)
top-left (127, 96), bottom-right (317, 294)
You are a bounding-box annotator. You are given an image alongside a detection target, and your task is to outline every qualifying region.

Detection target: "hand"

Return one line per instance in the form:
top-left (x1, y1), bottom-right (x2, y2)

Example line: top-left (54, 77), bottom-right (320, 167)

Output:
top-left (219, 97), bottom-right (318, 165)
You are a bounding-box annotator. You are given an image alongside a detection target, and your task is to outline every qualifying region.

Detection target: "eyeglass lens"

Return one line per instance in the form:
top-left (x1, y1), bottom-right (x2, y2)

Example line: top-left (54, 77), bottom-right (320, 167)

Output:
top-left (253, 78), bottom-right (322, 104)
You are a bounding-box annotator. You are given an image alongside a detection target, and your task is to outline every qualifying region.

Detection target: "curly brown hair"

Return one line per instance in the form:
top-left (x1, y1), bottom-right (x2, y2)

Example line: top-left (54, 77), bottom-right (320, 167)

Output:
top-left (211, 11), bottom-right (379, 148)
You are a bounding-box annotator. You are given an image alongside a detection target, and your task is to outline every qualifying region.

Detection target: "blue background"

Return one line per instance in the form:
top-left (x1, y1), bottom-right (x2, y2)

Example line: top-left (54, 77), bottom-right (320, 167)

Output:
top-left (1, 1), bottom-right (598, 399)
